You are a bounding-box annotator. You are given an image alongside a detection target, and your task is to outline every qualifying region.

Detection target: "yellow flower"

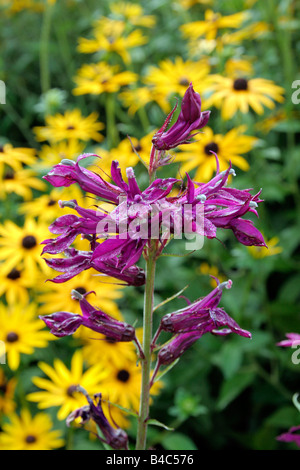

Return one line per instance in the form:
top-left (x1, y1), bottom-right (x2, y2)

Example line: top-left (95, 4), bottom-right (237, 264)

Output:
top-left (0, 302), bottom-right (52, 370)
top-left (110, 2), bottom-right (156, 28)
top-left (0, 368), bottom-right (17, 415)
top-left (0, 409), bottom-right (65, 450)
top-left (176, 126), bottom-right (256, 181)
top-left (19, 185), bottom-right (85, 223)
top-left (33, 109), bottom-right (105, 143)
top-left (144, 57), bottom-right (210, 112)
top-left (224, 58), bottom-right (254, 79)
top-left (221, 21), bottom-right (271, 45)
top-left (37, 270), bottom-right (124, 319)
top-left (73, 62), bottom-right (138, 97)
top-left (77, 17), bottom-right (148, 64)
top-left (247, 236), bottom-right (283, 259)
top-left (0, 218), bottom-right (51, 280)
top-left (0, 143), bottom-right (37, 179)
top-left (0, 0), bottom-right (44, 14)
top-left (0, 167), bottom-right (46, 201)
top-left (205, 74), bottom-right (285, 120)
top-left (0, 264), bottom-right (30, 305)
top-left (198, 262), bottom-right (226, 287)
top-left (180, 9), bottom-right (248, 41)
top-left (27, 350), bottom-right (108, 421)
top-left (36, 140), bottom-right (85, 170)
top-left (99, 357), bottom-right (162, 415)
top-left (119, 86), bottom-right (155, 115)
top-left (255, 109), bottom-right (288, 133)
top-left (177, 0), bottom-right (213, 9)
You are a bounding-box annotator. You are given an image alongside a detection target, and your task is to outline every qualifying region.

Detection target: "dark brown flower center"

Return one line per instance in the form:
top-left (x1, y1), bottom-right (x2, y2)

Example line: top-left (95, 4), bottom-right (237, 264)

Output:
top-left (179, 77), bottom-right (190, 87)
top-left (117, 369), bottom-right (130, 383)
top-left (6, 268), bottom-right (21, 280)
top-left (47, 199), bottom-right (56, 206)
top-left (0, 146), bottom-right (4, 153)
top-left (6, 332), bottom-right (19, 343)
top-left (233, 78), bottom-right (248, 91)
top-left (134, 143), bottom-right (142, 153)
top-left (66, 125), bottom-right (75, 130)
top-left (67, 385), bottom-right (78, 397)
top-left (74, 287), bottom-right (86, 297)
top-left (25, 435), bottom-right (37, 444)
top-left (22, 235), bottom-right (37, 249)
top-left (204, 141), bottom-right (219, 156)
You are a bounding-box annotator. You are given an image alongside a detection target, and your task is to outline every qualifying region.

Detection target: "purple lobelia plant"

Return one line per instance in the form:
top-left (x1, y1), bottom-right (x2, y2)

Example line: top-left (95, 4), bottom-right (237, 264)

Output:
top-left (40, 83), bottom-right (266, 450)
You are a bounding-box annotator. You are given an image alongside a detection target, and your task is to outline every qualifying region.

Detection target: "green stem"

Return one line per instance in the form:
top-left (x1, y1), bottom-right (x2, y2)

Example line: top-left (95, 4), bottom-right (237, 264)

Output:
top-left (105, 93), bottom-right (119, 149)
top-left (136, 242), bottom-right (157, 450)
top-left (40, 2), bottom-right (53, 94)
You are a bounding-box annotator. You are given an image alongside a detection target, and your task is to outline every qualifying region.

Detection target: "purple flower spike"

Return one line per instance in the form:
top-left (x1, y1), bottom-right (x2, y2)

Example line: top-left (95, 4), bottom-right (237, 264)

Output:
top-left (152, 83), bottom-right (210, 151)
top-left (67, 388), bottom-right (128, 450)
top-left (158, 331), bottom-right (203, 366)
top-left (40, 311), bottom-right (83, 337)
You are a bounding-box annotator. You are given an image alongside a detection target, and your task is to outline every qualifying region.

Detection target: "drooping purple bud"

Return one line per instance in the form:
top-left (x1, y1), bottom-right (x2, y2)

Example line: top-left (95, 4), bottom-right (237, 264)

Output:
top-left (229, 218), bottom-right (267, 247)
top-left (152, 83), bottom-right (210, 151)
top-left (40, 311), bottom-right (83, 337)
top-left (67, 387), bottom-right (128, 450)
top-left (158, 331), bottom-right (203, 366)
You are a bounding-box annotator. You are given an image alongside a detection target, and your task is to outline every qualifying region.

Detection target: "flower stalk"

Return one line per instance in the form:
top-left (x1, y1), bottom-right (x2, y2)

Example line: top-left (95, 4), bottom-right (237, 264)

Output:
top-left (136, 240), bottom-right (157, 450)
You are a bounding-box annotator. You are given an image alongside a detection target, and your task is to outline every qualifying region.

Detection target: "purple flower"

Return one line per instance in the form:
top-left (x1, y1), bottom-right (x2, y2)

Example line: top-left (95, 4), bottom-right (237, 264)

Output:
top-left (277, 333), bottom-right (300, 348)
top-left (152, 83), bottom-right (210, 151)
top-left (40, 290), bottom-right (136, 342)
top-left (276, 426), bottom-right (300, 448)
top-left (67, 388), bottom-right (128, 450)
top-left (154, 278), bottom-right (251, 367)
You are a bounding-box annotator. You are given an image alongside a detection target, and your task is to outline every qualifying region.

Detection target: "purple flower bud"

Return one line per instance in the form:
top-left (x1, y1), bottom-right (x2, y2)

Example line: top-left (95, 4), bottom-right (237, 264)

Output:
top-left (277, 333), bottom-right (300, 348)
top-left (158, 331), bottom-right (203, 365)
top-left (277, 426), bottom-right (300, 448)
top-left (67, 388), bottom-right (128, 450)
top-left (152, 83), bottom-right (210, 150)
top-left (40, 311), bottom-right (83, 337)
top-left (229, 218), bottom-right (267, 247)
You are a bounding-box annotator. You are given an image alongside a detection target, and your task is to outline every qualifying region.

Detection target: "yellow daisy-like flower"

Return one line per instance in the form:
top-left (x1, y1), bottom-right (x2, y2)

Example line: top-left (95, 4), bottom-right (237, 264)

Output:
top-left (0, 167), bottom-right (46, 201)
top-left (37, 270), bottom-right (123, 319)
top-left (0, 264), bottom-right (30, 305)
top-left (33, 109), bottom-right (105, 143)
top-left (197, 262), bottom-right (226, 287)
top-left (0, 409), bottom-right (65, 450)
top-left (110, 2), bottom-right (156, 28)
top-left (180, 9), bottom-right (248, 41)
top-left (36, 139), bottom-right (85, 170)
top-left (247, 235), bottom-right (283, 259)
top-left (118, 86), bottom-right (156, 115)
top-left (144, 57), bottom-right (210, 112)
top-left (205, 75), bottom-right (285, 120)
top-left (0, 368), bottom-right (17, 415)
top-left (100, 357), bottom-right (162, 414)
top-left (73, 62), bottom-right (138, 97)
top-left (78, 17), bottom-right (148, 64)
top-left (0, 143), bottom-right (37, 179)
top-left (0, 217), bottom-right (51, 280)
top-left (176, 125), bottom-right (257, 181)
top-left (0, 302), bottom-right (52, 370)
top-left (177, 0), bottom-right (213, 8)
top-left (27, 350), bottom-right (108, 421)
top-left (19, 185), bottom-right (85, 223)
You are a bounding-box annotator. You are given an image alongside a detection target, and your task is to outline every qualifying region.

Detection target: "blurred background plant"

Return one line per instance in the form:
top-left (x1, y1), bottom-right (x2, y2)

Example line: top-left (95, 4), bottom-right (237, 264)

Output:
top-left (0, 0), bottom-right (299, 450)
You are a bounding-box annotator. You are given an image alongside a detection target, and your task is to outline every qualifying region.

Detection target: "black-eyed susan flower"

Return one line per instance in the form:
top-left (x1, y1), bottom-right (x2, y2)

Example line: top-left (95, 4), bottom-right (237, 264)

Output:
top-left (0, 167), bottom-right (46, 201)
top-left (0, 367), bottom-right (17, 415)
top-left (33, 109), bottom-right (105, 143)
top-left (36, 140), bottom-right (85, 170)
top-left (72, 62), bottom-right (138, 97)
top-left (37, 269), bottom-right (124, 318)
top-left (0, 265), bottom-right (30, 305)
top-left (0, 143), bottom-right (37, 179)
top-left (205, 74), bottom-right (285, 120)
top-left (0, 302), bottom-right (52, 370)
top-left (0, 217), bottom-right (51, 280)
top-left (176, 125), bottom-right (257, 181)
top-left (143, 57), bottom-right (210, 112)
top-left (27, 350), bottom-right (108, 421)
top-left (247, 235), bottom-right (282, 259)
top-left (110, 2), bottom-right (156, 28)
top-left (99, 357), bottom-right (162, 415)
top-left (77, 17), bottom-right (148, 64)
top-left (0, 409), bottom-right (65, 450)
top-left (180, 9), bottom-right (248, 41)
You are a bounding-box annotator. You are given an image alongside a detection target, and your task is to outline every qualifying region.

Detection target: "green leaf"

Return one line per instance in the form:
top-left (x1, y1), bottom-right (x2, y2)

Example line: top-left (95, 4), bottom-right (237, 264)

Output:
top-left (101, 399), bottom-right (138, 418)
top-left (147, 419), bottom-right (174, 431)
top-left (216, 371), bottom-right (255, 411)
top-left (162, 432), bottom-right (197, 450)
